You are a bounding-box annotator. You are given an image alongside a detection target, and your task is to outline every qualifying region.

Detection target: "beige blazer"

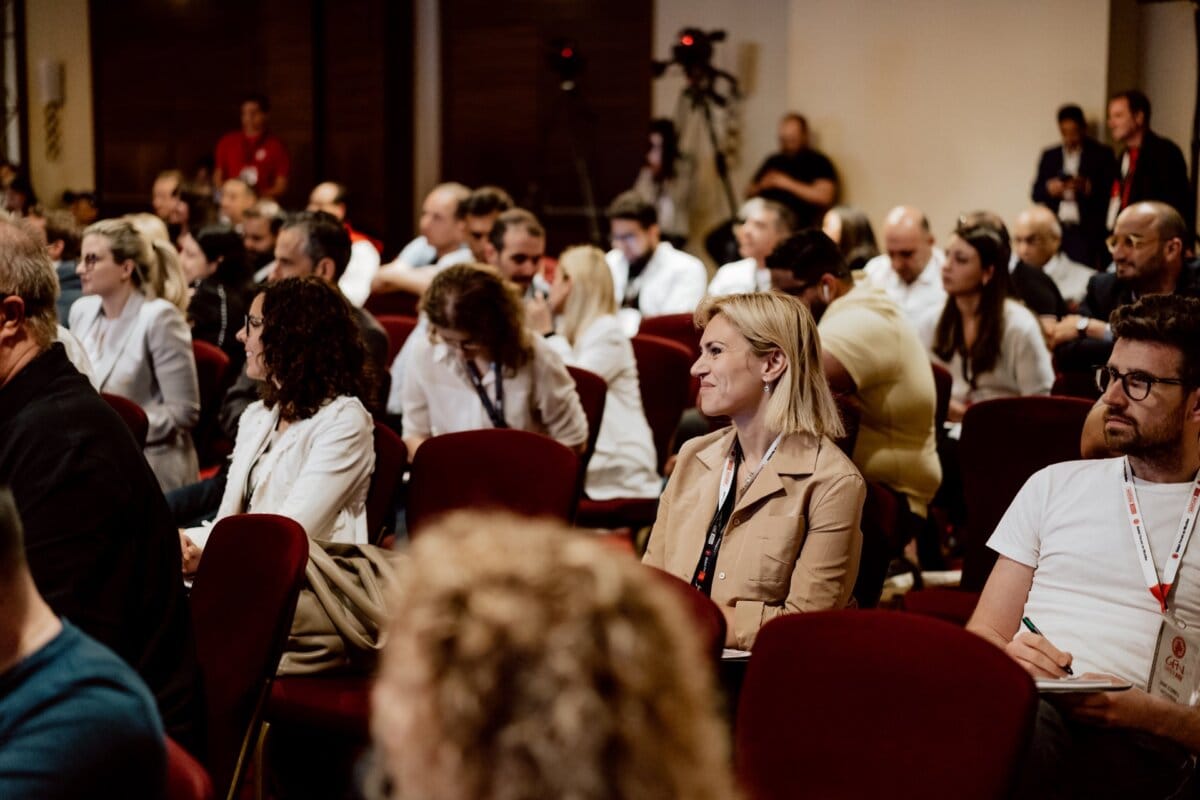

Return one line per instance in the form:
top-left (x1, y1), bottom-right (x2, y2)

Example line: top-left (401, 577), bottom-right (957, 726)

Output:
top-left (644, 427), bottom-right (865, 650)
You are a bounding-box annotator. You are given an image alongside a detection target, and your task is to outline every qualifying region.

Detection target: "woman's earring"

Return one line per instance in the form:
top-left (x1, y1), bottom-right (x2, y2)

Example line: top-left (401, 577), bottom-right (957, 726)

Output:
top-left (763, 381), bottom-right (772, 394)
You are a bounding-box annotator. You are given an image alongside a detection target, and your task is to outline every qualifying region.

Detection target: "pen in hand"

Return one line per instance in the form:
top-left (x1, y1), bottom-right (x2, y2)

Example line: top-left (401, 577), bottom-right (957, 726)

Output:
top-left (1022, 616), bottom-right (1074, 675)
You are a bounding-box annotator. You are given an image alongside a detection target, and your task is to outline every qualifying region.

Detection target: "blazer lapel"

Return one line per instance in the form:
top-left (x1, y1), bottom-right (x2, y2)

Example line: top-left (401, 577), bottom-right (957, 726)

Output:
top-left (733, 432), bottom-right (820, 513)
top-left (234, 406), bottom-right (279, 512)
top-left (92, 293), bottom-right (147, 389)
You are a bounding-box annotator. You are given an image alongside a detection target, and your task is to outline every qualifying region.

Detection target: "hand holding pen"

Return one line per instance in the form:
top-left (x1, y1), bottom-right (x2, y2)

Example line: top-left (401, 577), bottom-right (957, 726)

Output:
top-left (1007, 616), bottom-right (1075, 678)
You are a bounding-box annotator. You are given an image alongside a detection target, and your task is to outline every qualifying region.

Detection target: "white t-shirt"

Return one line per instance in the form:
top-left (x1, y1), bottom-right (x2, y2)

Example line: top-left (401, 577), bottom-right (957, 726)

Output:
top-left (988, 458), bottom-right (1200, 688)
top-left (862, 248), bottom-right (947, 325)
top-left (707, 257), bottom-right (769, 296)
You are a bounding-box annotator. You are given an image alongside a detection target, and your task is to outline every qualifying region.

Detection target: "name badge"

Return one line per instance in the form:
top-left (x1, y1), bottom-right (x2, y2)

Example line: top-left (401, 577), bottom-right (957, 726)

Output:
top-left (240, 165), bottom-right (259, 186)
top-left (1149, 616), bottom-right (1200, 705)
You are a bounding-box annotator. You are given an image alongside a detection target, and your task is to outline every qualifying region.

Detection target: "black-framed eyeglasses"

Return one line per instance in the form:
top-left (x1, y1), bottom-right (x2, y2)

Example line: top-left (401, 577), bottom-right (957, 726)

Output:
top-left (1095, 365), bottom-right (1187, 401)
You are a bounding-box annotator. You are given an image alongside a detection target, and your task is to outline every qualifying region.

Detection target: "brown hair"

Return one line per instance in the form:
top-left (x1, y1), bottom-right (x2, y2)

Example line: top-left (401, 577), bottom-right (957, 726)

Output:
top-left (421, 263), bottom-right (532, 372)
top-left (1111, 294), bottom-right (1200, 386)
top-left (258, 276), bottom-right (376, 420)
top-left (370, 511), bottom-right (739, 800)
top-left (932, 222), bottom-right (1010, 389)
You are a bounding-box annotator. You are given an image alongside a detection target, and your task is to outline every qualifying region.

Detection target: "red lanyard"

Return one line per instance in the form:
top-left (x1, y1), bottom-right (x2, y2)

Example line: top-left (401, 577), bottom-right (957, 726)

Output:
top-left (1122, 457), bottom-right (1200, 612)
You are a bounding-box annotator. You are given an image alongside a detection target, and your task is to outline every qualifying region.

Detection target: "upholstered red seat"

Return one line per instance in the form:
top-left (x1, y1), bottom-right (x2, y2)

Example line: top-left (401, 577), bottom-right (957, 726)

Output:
top-left (101, 392), bottom-right (149, 447)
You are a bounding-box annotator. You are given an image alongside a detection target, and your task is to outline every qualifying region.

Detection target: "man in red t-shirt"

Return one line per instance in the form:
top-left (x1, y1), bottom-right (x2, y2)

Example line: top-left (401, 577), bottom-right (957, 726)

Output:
top-left (213, 94), bottom-right (290, 200)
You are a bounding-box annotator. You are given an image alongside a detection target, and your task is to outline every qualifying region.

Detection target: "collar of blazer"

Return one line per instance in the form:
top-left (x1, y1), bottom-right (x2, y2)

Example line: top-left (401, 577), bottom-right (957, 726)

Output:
top-left (694, 427), bottom-right (822, 510)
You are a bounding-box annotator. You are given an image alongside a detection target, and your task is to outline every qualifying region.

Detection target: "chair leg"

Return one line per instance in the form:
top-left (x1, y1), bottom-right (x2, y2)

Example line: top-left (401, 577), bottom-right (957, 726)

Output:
top-left (254, 722), bottom-right (270, 800)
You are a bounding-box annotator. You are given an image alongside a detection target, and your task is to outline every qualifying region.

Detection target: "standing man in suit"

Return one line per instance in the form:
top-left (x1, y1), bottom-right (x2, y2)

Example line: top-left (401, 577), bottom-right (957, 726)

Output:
top-left (1106, 90), bottom-right (1191, 239)
top-left (1032, 104), bottom-right (1116, 269)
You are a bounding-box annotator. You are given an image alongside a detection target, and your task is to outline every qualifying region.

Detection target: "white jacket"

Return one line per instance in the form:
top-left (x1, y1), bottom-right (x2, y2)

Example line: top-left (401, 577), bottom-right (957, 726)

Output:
top-left (191, 395), bottom-right (375, 550)
top-left (606, 241), bottom-right (708, 336)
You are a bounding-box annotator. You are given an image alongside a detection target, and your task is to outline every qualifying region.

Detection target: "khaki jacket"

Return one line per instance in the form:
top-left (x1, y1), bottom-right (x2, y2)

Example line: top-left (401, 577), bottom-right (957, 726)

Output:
top-left (644, 427), bottom-right (865, 650)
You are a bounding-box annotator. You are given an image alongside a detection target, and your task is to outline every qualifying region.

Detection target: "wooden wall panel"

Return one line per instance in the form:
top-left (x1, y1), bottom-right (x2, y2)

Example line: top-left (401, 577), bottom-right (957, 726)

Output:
top-left (440, 0), bottom-right (652, 253)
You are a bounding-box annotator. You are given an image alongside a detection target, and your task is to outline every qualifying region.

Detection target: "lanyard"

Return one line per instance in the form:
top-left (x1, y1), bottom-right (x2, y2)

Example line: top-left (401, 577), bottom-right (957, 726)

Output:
top-left (465, 360), bottom-right (507, 429)
top-left (690, 434), bottom-right (783, 596)
top-left (1122, 457), bottom-right (1200, 612)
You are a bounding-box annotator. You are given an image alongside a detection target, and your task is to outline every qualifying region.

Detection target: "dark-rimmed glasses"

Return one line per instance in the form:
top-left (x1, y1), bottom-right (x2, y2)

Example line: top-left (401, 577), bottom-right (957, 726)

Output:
top-left (1095, 365), bottom-right (1187, 401)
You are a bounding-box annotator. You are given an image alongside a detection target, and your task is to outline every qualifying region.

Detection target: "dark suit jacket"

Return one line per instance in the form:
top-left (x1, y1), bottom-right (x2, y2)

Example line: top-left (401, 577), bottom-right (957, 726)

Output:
top-left (1010, 262), bottom-right (1067, 318)
top-left (55, 260), bottom-right (81, 327)
top-left (1119, 129), bottom-right (1192, 227)
top-left (1054, 258), bottom-right (1200, 372)
top-left (0, 344), bottom-right (201, 751)
top-left (1032, 137), bottom-right (1115, 229)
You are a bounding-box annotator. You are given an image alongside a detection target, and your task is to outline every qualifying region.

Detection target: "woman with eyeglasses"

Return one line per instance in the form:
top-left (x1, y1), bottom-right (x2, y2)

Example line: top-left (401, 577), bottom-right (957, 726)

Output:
top-left (527, 244), bottom-right (660, 500)
top-left (70, 218), bottom-right (201, 492)
top-left (178, 276), bottom-right (376, 576)
top-left (915, 221), bottom-right (1055, 422)
top-left (399, 263), bottom-right (588, 457)
top-left (643, 292), bottom-right (864, 651)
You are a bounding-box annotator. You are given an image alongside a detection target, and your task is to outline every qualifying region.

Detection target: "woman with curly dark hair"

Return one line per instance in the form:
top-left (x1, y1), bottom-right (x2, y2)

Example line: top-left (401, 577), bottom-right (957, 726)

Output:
top-left (179, 276), bottom-right (376, 575)
top-left (399, 263), bottom-right (587, 456)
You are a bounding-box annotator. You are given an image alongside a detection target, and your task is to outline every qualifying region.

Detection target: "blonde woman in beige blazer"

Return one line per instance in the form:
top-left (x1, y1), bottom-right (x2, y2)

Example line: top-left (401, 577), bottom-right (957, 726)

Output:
top-left (71, 219), bottom-right (200, 492)
top-left (644, 292), bottom-right (865, 651)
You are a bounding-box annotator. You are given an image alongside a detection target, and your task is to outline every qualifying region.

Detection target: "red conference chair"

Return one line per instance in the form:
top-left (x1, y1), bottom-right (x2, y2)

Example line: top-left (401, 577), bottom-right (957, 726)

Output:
top-left (637, 312), bottom-right (701, 360)
top-left (189, 514), bottom-right (309, 800)
top-left (958, 395), bottom-right (1093, 591)
top-left (736, 611), bottom-right (1036, 800)
top-left (649, 568), bottom-right (726, 660)
top-left (375, 314), bottom-right (419, 366)
top-left (192, 340), bottom-right (234, 469)
top-left (364, 290), bottom-right (420, 318)
top-left (166, 736), bottom-right (215, 800)
top-left (406, 429), bottom-right (580, 537)
top-left (630, 334), bottom-right (693, 473)
top-left (102, 392), bottom-right (149, 447)
top-left (366, 422), bottom-right (408, 543)
top-left (566, 365), bottom-right (607, 478)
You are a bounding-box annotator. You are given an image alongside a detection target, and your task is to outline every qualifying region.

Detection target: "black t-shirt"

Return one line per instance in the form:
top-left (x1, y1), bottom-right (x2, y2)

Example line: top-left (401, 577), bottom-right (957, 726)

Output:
top-left (753, 148), bottom-right (837, 229)
top-left (0, 621), bottom-right (166, 799)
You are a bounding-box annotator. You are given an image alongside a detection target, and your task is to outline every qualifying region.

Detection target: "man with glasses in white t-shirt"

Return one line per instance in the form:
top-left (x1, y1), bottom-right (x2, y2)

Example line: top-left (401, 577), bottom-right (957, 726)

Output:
top-left (969, 293), bottom-right (1200, 798)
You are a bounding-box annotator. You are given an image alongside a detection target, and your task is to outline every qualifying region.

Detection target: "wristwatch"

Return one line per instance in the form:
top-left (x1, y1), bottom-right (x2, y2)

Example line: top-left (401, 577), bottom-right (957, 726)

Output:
top-left (1076, 316), bottom-right (1090, 339)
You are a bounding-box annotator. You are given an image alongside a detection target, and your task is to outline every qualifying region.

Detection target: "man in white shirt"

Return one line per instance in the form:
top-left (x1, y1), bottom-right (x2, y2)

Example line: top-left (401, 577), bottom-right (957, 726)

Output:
top-left (605, 191), bottom-right (707, 336)
top-left (370, 182), bottom-right (473, 298)
top-left (707, 198), bottom-right (794, 296)
top-left (968, 294), bottom-right (1200, 798)
top-left (862, 205), bottom-right (945, 324)
top-left (1013, 205), bottom-right (1094, 310)
top-left (307, 181), bottom-right (382, 307)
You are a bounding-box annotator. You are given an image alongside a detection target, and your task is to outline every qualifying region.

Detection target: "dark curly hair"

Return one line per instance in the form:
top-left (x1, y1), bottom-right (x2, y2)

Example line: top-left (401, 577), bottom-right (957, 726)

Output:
top-left (421, 263), bottom-right (531, 372)
top-left (257, 276), bottom-right (376, 421)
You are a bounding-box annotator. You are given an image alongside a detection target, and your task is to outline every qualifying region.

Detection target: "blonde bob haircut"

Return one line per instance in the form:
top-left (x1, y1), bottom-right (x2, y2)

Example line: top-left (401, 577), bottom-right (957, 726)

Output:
top-left (695, 292), bottom-right (844, 439)
top-left (556, 244), bottom-right (616, 345)
top-left (370, 511), bottom-right (739, 800)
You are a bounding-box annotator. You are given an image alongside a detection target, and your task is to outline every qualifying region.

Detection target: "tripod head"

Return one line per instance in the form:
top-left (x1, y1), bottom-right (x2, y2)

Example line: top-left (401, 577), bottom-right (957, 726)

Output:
top-left (652, 27), bottom-right (740, 108)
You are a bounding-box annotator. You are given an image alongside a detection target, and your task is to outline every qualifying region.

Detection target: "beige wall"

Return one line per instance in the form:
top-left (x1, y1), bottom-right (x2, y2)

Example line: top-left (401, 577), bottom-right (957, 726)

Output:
top-left (787, 0), bottom-right (1111, 243)
top-left (25, 0), bottom-right (94, 207)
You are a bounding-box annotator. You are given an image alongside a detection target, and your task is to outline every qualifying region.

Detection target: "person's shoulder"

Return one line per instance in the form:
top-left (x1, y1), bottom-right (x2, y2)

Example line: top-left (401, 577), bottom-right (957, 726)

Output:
top-left (69, 293), bottom-right (100, 322)
top-left (320, 394), bottom-right (373, 426)
top-left (1027, 457), bottom-right (1115, 493)
top-left (215, 129), bottom-right (242, 148)
top-left (142, 296), bottom-right (185, 321)
top-left (677, 426), bottom-right (734, 463)
top-left (659, 241), bottom-right (704, 270)
top-left (1003, 298), bottom-right (1043, 329)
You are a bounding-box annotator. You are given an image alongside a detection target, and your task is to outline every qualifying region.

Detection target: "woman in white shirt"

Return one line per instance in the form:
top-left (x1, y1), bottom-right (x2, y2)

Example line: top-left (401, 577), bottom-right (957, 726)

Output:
top-left (917, 221), bottom-right (1054, 421)
top-left (179, 276), bottom-right (376, 575)
top-left (400, 263), bottom-right (587, 456)
top-left (71, 218), bottom-right (200, 491)
top-left (532, 245), bottom-right (660, 500)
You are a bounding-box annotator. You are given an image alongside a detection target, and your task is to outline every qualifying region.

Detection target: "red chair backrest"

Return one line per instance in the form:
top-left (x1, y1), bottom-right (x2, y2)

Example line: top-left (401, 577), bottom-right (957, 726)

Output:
top-left (102, 392), bottom-right (149, 447)
top-left (736, 611), bottom-right (1036, 800)
top-left (566, 365), bottom-right (607, 477)
top-left (376, 314), bottom-right (419, 366)
top-left (638, 312), bottom-right (701, 360)
top-left (364, 290), bottom-right (420, 318)
top-left (189, 514), bottom-right (309, 800)
top-left (367, 422), bottom-right (408, 543)
top-left (192, 340), bottom-right (233, 468)
top-left (931, 362), bottom-right (953, 432)
top-left (166, 735), bottom-right (215, 800)
top-left (959, 395), bottom-right (1094, 591)
top-left (407, 429), bottom-right (579, 537)
top-left (630, 334), bottom-right (693, 473)
top-left (648, 568), bottom-right (726, 660)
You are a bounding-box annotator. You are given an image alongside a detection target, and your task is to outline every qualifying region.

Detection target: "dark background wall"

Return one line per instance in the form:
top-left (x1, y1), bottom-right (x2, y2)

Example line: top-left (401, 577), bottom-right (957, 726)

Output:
top-left (88, 0), bottom-right (650, 255)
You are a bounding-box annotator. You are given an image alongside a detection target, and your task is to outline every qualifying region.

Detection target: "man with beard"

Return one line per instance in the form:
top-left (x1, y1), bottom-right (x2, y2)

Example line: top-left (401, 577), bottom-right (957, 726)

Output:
top-left (241, 199), bottom-right (285, 279)
top-left (1051, 201), bottom-right (1200, 375)
top-left (604, 192), bottom-right (706, 337)
top-left (768, 230), bottom-right (940, 576)
top-left (968, 294), bottom-right (1200, 799)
